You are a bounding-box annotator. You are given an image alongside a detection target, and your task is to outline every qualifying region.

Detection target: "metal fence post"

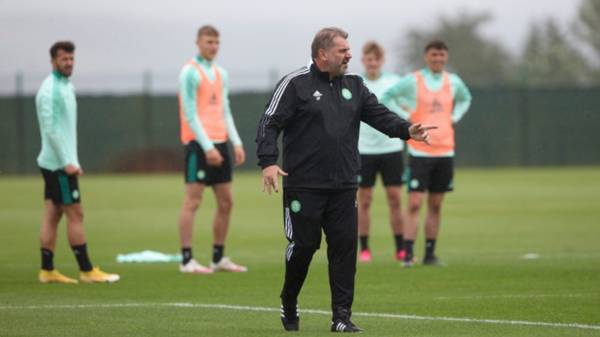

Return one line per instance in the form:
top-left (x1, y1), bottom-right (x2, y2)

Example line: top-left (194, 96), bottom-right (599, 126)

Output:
top-left (142, 70), bottom-right (153, 148)
top-left (15, 71), bottom-right (25, 173)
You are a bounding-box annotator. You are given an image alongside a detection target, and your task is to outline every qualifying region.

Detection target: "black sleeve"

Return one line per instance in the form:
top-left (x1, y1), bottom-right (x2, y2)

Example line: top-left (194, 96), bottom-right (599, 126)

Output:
top-left (359, 80), bottom-right (412, 140)
top-left (256, 80), bottom-right (298, 169)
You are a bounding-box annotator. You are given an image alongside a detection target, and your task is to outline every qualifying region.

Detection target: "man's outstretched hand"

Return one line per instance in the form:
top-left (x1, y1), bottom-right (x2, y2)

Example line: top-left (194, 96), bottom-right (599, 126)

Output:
top-left (409, 124), bottom-right (437, 145)
top-left (262, 165), bottom-right (288, 194)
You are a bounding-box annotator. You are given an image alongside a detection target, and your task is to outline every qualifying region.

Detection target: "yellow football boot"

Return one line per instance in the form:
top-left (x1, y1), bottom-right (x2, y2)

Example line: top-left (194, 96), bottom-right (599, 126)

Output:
top-left (38, 269), bottom-right (78, 284)
top-left (80, 267), bottom-right (120, 283)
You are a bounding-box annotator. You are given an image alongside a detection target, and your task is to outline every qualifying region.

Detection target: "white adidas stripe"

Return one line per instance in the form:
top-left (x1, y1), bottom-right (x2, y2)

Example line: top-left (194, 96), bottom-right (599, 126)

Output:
top-left (286, 242), bottom-right (295, 262)
top-left (264, 67), bottom-right (309, 118)
top-left (284, 207), bottom-right (292, 240)
top-left (280, 304), bottom-right (299, 318)
top-left (258, 67), bottom-right (309, 137)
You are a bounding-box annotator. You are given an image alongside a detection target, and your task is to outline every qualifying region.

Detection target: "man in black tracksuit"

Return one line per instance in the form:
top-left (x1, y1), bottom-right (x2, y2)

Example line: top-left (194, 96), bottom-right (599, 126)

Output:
top-left (256, 27), bottom-right (434, 333)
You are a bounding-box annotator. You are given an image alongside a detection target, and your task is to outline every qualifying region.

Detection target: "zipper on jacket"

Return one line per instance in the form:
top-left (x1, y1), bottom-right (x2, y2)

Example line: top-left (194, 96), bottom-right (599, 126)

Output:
top-left (330, 79), bottom-right (340, 188)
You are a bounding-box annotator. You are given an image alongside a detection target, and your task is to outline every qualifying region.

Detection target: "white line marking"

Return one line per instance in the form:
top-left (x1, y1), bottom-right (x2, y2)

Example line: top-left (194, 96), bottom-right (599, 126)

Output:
top-left (434, 293), bottom-right (595, 300)
top-left (0, 302), bottom-right (598, 331)
top-left (521, 253), bottom-right (541, 260)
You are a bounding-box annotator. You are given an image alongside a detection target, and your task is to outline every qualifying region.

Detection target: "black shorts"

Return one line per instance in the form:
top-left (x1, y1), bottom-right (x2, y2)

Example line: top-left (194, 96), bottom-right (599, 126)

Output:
top-left (358, 151), bottom-right (404, 188)
top-left (407, 156), bottom-right (454, 193)
top-left (184, 141), bottom-right (232, 185)
top-left (40, 168), bottom-right (81, 205)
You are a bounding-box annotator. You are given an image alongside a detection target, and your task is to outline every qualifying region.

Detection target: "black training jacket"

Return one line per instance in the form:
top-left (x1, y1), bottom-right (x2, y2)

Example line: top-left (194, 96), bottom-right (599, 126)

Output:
top-left (256, 63), bottom-right (412, 190)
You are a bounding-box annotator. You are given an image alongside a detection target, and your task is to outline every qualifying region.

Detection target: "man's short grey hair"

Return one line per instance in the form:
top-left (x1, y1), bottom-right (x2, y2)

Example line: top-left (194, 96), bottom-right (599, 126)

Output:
top-left (311, 27), bottom-right (349, 59)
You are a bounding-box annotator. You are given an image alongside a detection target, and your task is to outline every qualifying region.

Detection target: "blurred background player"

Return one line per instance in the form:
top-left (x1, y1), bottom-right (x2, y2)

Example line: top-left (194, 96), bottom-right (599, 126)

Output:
top-left (36, 41), bottom-right (120, 283)
top-left (357, 41), bottom-right (407, 263)
top-left (178, 25), bottom-right (247, 273)
top-left (382, 40), bottom-right (472, 267)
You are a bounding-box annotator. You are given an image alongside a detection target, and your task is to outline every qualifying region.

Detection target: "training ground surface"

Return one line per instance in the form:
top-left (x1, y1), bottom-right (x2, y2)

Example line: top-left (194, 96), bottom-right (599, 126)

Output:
top-left (1, 168), bottom-right (599, 337)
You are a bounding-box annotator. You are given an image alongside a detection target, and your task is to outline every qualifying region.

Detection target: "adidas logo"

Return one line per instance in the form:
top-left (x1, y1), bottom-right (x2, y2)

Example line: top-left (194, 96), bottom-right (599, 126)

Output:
top-left (209, 93), bottom-right (218, 105)
top-left (430, 98), bottom-right (443, 113)
top-left (313, 90), bottom-right (323, 101)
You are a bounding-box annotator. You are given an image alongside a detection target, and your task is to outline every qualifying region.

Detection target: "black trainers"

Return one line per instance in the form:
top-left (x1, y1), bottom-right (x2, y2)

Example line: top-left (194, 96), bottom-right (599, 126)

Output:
top-left (330, 308), bottom-right (362, 333)
top-left (280, 302), bottom-right (299, 331)
top-left (423, 255), bottom-right (441, 266)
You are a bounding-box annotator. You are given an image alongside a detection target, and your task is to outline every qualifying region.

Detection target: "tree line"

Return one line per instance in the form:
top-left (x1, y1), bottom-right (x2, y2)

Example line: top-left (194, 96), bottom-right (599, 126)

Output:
top-left (396, 0), bottom-right (600, 87)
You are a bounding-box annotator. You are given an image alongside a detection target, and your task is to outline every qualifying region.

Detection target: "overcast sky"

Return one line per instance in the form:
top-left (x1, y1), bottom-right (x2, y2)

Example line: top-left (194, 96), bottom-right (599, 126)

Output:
top-left (0, 0), bottom-right (581, 94)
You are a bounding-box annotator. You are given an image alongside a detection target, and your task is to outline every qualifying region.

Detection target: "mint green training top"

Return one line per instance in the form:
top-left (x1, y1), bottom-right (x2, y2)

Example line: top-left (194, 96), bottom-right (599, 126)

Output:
top-left (359, 72), bottom-right (406, 155)
top-left (35, 71), bottom-right (80, 171)
top-left (381, 68), bottom-right (472, 157)
top-left (179, 55), bottom-right (242, 151)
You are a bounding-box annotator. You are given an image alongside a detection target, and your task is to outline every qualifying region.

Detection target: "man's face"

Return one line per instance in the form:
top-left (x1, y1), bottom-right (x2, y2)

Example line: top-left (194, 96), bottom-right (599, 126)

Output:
top-left (322, 36), bottom-right (352, 77)
top-left (51, 49), bottom-right (74, 77)
top-left (197, 34), bottom-right (220, 61)
top-left (424, 48), bottom-right (448, 73)
top-left (362, 52), bottom-right (383, 78)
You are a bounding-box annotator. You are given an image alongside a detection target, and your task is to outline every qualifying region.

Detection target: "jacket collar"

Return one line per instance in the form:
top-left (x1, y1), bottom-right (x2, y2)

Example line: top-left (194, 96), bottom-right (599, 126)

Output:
top-left (310, 63), bottom-right (333, 81)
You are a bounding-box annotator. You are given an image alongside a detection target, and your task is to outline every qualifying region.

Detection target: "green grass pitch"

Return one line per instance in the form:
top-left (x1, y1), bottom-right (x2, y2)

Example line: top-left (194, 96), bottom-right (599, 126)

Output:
top-left (1, 168), bottom-right (599, 336)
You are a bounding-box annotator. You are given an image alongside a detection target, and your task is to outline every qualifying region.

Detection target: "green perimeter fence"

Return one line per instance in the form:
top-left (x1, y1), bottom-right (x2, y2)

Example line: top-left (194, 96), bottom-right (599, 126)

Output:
top-left (1, 87), bottom-right (599, 174)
